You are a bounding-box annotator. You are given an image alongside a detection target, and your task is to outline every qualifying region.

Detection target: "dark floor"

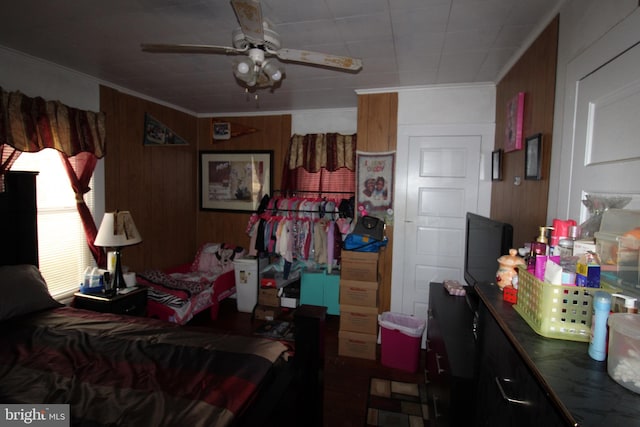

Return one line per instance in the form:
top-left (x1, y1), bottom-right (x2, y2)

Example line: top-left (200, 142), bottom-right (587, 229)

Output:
top-left (190, 298), bottom-right (427, 427)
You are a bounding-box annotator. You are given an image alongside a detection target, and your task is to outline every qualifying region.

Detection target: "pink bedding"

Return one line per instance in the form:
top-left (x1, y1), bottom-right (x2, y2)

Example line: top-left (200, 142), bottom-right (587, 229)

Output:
top-left (137, 243), bottom-right (245, 324)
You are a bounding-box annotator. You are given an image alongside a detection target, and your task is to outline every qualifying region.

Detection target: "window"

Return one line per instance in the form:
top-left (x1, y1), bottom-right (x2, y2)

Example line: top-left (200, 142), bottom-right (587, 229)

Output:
top-left (12, 149), bottom-right (95, 299)
top-left (289, 167), bottom-right (355, 196)
top-left (281, 133), bottom-right (357, 197)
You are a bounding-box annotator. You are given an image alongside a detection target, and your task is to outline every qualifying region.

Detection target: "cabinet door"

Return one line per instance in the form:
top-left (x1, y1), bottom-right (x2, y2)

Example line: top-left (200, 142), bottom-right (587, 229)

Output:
top-left (475, 303), bottom-right (568, 427)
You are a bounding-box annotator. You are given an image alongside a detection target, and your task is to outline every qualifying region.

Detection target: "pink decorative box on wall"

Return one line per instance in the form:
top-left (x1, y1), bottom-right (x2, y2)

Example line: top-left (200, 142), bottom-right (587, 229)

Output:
top-left (504, 91), bottom-right (525, 152)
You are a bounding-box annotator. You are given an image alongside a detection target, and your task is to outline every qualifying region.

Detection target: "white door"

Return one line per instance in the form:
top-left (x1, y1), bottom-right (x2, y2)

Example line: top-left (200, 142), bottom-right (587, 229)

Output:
top-left (402, 135), bottom-right (481, 317)
top-left (392, 124), bottom-right (493, 328)
top-left (556, 24), bottom-right (640, 222)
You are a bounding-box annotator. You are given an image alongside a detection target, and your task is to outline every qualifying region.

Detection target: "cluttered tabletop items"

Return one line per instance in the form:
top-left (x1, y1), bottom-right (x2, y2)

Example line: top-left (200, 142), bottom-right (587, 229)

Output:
top-left (497, 208), bottom-right (640, 396)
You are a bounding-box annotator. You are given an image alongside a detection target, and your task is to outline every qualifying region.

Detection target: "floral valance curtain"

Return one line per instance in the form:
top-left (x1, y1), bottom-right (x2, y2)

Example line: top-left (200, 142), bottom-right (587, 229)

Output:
top-left (0, 86), bottom-right (107, 267)
top-left (285, 133), bottom-right (356, 172)
top-left (0, 87), bottom-right (105, 164)
top-left (281, 132), bottom-right (356, 195)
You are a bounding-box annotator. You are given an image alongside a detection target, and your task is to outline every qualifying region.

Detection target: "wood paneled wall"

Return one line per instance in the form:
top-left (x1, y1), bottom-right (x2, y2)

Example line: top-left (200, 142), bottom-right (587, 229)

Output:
top-left (100, 86), bottom-right (198, 272)
top-left (100, 85), bottom-right (395, 311)
top-left (357, 92), bottom-right (398, 313)
top-left (491, 16), bottom-right (559, 248)
top-left (195, 115), bottom-right (291, 250)
top-left (100, 87), bottom-right (292, 270)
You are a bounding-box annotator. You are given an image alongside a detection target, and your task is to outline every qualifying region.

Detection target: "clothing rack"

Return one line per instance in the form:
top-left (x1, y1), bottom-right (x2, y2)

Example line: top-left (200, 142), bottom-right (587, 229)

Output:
top-left (272, 189), bottom-right (354, 196)
top-left (257, 192), bottom-right (354, 216)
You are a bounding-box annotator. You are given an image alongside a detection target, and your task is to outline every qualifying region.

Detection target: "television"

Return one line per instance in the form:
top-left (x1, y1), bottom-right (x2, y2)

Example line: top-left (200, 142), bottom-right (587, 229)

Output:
top-left (463, 212), bottom-right (514, 289)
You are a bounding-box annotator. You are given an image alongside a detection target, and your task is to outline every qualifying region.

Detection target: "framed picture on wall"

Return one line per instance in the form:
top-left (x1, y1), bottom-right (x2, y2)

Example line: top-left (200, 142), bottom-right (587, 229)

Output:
top-left (525, 133), bottom-right (542, 180)
top-left (199, 150), bottom-right (273, 212)
top-left (492, 149), bottom-right (503, 181)
top-left (213, 122), bottom-right (231, 140)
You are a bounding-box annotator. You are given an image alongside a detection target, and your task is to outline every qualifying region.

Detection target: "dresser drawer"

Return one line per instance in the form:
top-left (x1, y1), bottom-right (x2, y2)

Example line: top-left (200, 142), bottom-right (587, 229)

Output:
top-left (476, 303), bottom-right (567, 427)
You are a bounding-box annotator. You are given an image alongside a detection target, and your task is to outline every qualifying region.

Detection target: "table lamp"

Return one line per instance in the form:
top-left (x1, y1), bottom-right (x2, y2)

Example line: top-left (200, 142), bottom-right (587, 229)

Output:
top-left (94, 210), bottom-right (142, 291)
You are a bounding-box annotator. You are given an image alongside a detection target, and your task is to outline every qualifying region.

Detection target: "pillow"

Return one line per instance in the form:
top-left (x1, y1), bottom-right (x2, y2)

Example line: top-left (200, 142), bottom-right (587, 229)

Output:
top-left (190, 243), bottom-right (221, 272)
top-left (0, 264), bottom-right (63, 321)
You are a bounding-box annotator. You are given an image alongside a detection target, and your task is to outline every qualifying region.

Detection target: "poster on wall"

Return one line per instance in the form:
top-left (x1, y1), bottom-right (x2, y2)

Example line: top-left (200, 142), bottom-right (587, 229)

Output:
top-left (356, 151), bottom-right (395, 225)
top-left (504, 92), bottom-right (525, 152)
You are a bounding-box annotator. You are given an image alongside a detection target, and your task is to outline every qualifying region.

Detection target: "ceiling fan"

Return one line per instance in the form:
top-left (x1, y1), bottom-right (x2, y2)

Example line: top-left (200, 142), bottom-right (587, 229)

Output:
top-left (141, 0), bottom-right (363, 90)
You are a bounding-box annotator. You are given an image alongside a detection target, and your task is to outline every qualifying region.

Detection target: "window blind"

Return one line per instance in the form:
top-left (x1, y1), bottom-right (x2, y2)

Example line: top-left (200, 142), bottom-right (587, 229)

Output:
top-left (12, 149), bottom-right (95, 299)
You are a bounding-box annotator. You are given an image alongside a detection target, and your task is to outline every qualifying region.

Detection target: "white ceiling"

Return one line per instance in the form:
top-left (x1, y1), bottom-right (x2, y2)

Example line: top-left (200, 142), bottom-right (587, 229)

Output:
top-left (0, 0), bottom-right (561, 115)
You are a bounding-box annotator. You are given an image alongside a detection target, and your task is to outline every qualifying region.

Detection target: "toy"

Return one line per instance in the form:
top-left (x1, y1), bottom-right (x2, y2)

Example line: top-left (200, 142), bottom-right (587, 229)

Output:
top-left (496, 248), bottom-right (525, 290)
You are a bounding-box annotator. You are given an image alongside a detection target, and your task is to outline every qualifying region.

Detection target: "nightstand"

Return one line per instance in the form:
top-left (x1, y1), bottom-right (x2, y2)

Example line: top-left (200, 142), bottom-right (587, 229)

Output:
top-left (72, 287), bottom-right (147, 317)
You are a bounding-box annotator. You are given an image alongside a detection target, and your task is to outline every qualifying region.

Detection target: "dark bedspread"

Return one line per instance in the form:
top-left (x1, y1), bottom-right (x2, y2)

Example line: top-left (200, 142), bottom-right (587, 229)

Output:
top-left (0, 307), bottom-right (288, 427)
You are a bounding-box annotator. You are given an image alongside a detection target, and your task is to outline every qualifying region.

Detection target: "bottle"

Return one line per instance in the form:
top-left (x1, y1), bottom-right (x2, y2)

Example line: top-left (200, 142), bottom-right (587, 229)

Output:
top-left (83, 266), bottom-right (93, 288)
top-left (588, 291), bottom-right (612, 361)
top-left (527, 227), bottom-right (550, 272)
top-left (90, 267), bottom-right (102, 288)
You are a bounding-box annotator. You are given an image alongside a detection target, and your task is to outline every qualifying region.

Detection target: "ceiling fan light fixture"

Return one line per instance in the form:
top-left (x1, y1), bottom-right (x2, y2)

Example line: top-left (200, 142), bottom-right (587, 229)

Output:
top-left (234, 57), bottom-right (254, 76)
top-left (262, 60), bottom-right (283, 82)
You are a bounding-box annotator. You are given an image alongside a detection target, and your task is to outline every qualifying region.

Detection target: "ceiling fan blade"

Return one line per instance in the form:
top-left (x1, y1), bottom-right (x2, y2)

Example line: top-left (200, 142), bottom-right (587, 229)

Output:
top-left (141, 43), bottom-right (245, 55)
top-left (275, 48), bottom-right (362, 71)
top-left (231, 0), bottom-right (265, 44)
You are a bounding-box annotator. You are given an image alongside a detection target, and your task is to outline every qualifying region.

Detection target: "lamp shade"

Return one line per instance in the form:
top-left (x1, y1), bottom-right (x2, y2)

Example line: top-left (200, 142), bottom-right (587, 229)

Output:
top-left (94, 211), bottom-right (142, 248)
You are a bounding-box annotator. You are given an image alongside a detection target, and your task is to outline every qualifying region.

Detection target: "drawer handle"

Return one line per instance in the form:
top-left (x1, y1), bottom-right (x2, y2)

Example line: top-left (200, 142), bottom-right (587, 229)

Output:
top-left (123, 305), bottom-right (137, 314)
top-left (435, 353), bottom-right (446, 374)
top-left (432, 395), bottom-right (442, 418)
top-left (494, 377), bottom-right (530, 406)
top-left (426, 338), bottom-right (431, 352)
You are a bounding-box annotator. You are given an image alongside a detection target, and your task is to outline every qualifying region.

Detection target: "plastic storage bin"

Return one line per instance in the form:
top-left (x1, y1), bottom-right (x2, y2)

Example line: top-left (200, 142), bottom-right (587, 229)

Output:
top-left (378, 312), bottom-right (426, 372)
top-left (514, 269), bottom-right (594, 342)
top-left (595, 209), bottom-right (640, 268)
top-left (607, 313), bottom-right (640, 394)
top-left (233, 257), bottom-right (260, 313)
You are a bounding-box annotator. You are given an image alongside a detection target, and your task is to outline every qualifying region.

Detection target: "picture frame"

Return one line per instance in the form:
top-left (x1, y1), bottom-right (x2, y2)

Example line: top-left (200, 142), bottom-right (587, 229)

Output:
top-left (213, 122), bottom-right (231, 140)
top-left (199, 150), bottom-right (272, 212)
top-left (524, 133), bottom-right (542, 180)
top-left (504, 92), bottom-right (525, 152)
top-left (491, 149), bottom-right (503, 181)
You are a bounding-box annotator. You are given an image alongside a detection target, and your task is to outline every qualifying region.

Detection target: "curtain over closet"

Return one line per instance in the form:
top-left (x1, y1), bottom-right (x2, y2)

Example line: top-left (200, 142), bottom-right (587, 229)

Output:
top-left (0, 86), bottom-right (107, 267)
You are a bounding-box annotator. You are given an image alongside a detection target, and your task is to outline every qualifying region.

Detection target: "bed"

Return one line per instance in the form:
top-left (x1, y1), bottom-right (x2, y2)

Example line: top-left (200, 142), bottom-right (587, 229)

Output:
top-left (0, 262), bottom-right (300, 427)
top-left (0, 172), bottom-right (322, 426)
top-left (137, 243), bottom-right (244, 324)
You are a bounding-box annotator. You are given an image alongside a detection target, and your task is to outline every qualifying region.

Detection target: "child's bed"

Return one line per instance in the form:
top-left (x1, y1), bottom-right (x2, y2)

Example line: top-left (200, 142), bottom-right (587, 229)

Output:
top-left (137, 243), bottom-right (245, 324)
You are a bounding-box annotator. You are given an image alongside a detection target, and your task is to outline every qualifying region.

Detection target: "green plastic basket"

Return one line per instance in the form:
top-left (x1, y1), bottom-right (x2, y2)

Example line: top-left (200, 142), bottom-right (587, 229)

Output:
top-left (513, 269), bottom-right (594, 342)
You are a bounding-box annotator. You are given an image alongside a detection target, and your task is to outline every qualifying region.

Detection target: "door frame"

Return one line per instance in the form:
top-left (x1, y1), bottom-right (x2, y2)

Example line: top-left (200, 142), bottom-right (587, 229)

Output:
top-left (391, 123), bottom-right (495, 313)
